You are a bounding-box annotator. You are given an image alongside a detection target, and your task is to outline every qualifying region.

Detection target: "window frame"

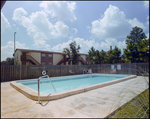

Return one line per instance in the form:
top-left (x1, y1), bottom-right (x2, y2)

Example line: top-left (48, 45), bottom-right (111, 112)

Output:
top-left (49, 62), bottom-right (52, 65)
top-left (48, 54), bottom-right (52, 59)
top-left (41, 53), bottom-right (46, 59)
top-left (41, 62), bottom-right (45, 65)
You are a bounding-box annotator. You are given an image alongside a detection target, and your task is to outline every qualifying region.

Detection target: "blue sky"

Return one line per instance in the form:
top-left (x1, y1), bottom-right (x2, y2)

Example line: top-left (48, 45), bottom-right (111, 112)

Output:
top-left (1, 1), bottom-right (149, 61)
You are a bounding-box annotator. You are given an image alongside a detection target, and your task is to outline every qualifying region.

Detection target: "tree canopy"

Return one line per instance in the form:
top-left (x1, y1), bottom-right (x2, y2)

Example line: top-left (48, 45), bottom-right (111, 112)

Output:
top-left (70, 41), bottom-right (81, 65)
top-left (87, 47), bottom-right (96, 64)
top-left (63, 48), bottom-right (71, 65)
top-left (123, 26), bottom-right (149, 63)
top-left (1, 57), bottom-right (14, 65)
top-left (87, 46), bottom-right (121, 64)
top-left (63, 41), bottom-right (81, 65)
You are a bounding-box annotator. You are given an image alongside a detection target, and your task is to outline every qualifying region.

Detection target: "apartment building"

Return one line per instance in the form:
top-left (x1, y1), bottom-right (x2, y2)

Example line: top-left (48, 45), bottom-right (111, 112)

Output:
top-left (13, 49), bottom-right (88, 65)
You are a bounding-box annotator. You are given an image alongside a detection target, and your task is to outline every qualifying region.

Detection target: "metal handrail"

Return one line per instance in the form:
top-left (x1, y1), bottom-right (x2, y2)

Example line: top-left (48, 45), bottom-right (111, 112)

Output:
top-left (83, 69), bottom-right (92, 74)
top-left (39, 75), bottom-right (56, 92)
top-left (37, 75), bottom-right (56, 104)
top-left (83, 69), bottom-right (89, 74)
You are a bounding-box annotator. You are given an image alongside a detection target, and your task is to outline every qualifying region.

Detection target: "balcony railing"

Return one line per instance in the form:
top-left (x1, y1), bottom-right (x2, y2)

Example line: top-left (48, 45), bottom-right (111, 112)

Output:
top-left (78, 57), bottom-right (87, 65)
top-left (57, 58), bottom-right (64, 65)
top-left (21, 55), bottom-right (40, 65)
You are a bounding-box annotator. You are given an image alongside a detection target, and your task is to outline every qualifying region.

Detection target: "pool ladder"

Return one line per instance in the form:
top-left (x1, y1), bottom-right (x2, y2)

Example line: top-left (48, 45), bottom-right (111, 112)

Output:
top-left (83, 69), bottom-right (88, 74)
top-left (83, 69), bottom-right (92, 74)
top-left (37, 75), bottom-right (56, 104)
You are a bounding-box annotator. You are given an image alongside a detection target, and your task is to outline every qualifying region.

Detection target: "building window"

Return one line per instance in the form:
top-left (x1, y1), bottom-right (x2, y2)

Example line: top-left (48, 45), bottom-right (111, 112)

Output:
top-left (86, 56), bottom-right (88, 61)
top-left (49, 62), bottom-right (52, 65)
top-left (41, 62), bottom-right (45, 65)
top-left (41, 54), bottom-right (46, 59)
top-left (48, 54), bottom-right (52, 59)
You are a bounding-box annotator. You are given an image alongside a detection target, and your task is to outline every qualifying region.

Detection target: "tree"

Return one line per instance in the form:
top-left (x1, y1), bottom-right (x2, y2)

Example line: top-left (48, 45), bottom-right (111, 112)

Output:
top-left (123, 26), bottom-right (149, 63)
top-left (105, 46), bottom-right (121, 64)
top-left (111, 46), bottom-right (121, 63)
top-left (70, 41), bottom-right (81, 65)
top-left (1, 57), bottom-right (14, 65)
top-left (94, 50), bottom-right (101, 64)
top-left (87, 46), bottom-right (121, 64)
top-left (120, 54), bottom-right (125, 63)
top-left (87, 47), bottom-right (96, 64)
top-left (137, 39), bottom-right (149, 62)
top-left (105, 47), bottom-right (113, 64)
top-left (63, 48), bottom-right (71, 65)
top-left (99, 50), bottom-right (107, 64)
top-left (63, 41), bottom-right (81, 65)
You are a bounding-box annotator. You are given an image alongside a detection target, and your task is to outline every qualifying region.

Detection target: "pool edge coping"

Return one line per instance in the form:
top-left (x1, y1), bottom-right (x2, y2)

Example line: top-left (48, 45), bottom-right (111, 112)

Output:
top-left (10, 74), bottom-right (137, 101)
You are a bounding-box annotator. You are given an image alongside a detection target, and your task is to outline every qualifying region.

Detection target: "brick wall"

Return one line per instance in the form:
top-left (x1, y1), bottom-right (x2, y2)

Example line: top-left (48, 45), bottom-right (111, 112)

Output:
top-left (41, 53), bottom-right (53, 65)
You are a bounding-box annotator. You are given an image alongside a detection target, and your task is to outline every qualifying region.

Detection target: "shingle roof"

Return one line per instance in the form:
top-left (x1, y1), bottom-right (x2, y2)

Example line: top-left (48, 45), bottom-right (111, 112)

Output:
top-left (14, 49), bottom-right (88, 55)
top-left (15, 48), bottom-right (65, 54)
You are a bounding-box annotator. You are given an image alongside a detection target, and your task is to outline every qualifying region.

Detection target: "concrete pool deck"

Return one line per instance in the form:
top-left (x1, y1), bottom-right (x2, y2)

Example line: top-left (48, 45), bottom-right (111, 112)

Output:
top-left (1, 76), bottom-right (149, 118)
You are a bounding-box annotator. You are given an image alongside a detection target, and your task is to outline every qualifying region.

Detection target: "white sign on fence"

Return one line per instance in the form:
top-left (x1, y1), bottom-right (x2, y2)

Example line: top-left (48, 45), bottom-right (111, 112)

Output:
top-left (111, 65), bottom-right (114, 69)
top-left (117, 64), bottom-right (121, 70)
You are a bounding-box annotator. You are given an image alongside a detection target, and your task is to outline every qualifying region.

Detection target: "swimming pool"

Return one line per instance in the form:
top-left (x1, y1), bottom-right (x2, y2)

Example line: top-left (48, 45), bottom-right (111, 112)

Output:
top-left (10, 74), bottom-right (136, 101)
top-left (16, 74), bottom-right (132, 94)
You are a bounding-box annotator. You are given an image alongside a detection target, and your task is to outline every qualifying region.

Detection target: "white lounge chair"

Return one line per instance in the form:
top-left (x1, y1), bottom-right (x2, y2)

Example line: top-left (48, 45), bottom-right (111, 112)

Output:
top-left (110, 68), bottom-right (117, 74)
top-left (69, 70), bottom-right (74, 74)
top-left (88, 69), bottom-right (92, 74)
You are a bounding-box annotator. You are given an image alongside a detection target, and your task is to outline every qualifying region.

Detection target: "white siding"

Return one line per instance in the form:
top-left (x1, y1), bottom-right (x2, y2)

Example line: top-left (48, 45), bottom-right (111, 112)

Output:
top-left (27, 52), bottom-right (41, 64)
top-left (15, 50), bottom-right (22, 65)
top-left (53, 54), bottom-right (63, 65)
top-left (80, 54), bottom-right (86, 61)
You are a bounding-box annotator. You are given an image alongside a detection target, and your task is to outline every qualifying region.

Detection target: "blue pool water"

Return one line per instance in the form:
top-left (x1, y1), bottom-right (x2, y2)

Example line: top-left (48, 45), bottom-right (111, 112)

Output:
top-left (16, 74), bottom-right (131, 94)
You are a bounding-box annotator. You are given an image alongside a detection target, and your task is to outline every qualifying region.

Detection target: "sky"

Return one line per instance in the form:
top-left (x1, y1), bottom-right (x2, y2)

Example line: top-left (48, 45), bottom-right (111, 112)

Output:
top-left (1, 1), bottom-right (149, 61)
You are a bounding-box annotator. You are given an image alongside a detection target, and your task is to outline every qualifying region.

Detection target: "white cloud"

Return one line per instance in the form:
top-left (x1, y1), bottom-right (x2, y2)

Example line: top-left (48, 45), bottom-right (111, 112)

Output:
top-left (12, 7), bottom-right (28, 21)
top-left (74, 38), bottom-right (126, 54)
top-left (1, 41), bottom-right (28, 61)
top-left (72, 28), bottom-right (78, 34)
top-left (74, 38), bottom-right (98, 53)
top-left (51, 40), bottom-right (73, 52)
top-left (33, 39), bottom-right (51, 51)
top-left (91, 5), bottom-right (148, 40)
top-left (146, 33), bottom-right (149, 39)
top-left (102, 38), bottom-right (126, 53)
top-left (12, 7), bottom-right (70, 49)
top-left (12, 8), bottom-right (69, 39)
top-left (51, 37), bottom-right (126, 54)
top-left (39, 1), bottom-right (77, 22)
top-left (1, 12), bottom-right (11, 32)
top-left (86, 25), bottom-right (91, 32)
top-left (146, 16), bottom-right (149, 26)
top-left (91, 5), bottom-right (131, 39)
top-left (146, 16), bottom-right (149, 20)
top-left (53, 21), bottom-right (69, 37)
top-left (69, 36), bottom-right (74, 40)
top-left (146, 21), bottom-right (149, 27)
top-left (143, 1), bottom-right (149, 9)
top-left (128, 18), bottom-right (146, 31)
top-left (13, 24), bottom-right (16, 27)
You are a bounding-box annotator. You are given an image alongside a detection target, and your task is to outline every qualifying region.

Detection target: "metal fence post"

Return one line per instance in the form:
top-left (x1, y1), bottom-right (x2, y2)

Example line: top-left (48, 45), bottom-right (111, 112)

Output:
top-left (60, 65), bottom-right (62, 76)
top-left (37, 79), bottom-right (41, 104)
top-left (20, 65), bottom-right (21, 80)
